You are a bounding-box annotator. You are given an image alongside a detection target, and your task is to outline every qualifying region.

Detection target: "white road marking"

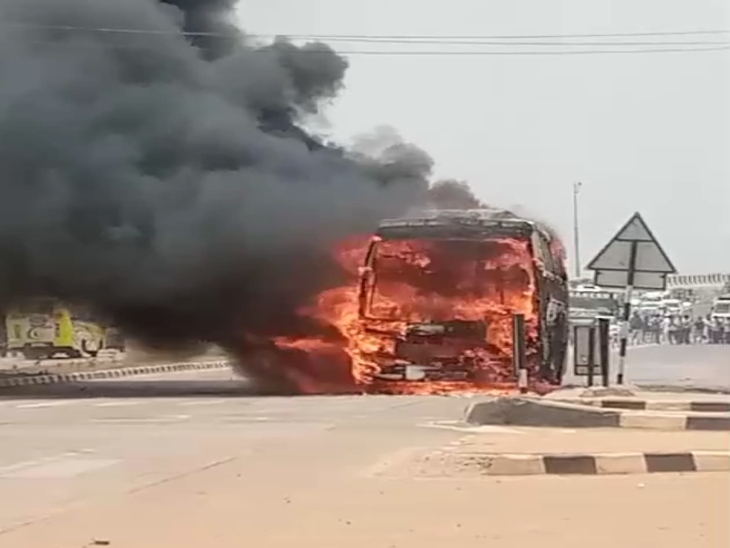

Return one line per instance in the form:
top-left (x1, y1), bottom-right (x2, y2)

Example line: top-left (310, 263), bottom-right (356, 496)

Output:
top-left (2, 458), bottom-right (120, 479)
top-left (419, 421), bottom-right (524, 434)
top-left (0, 452), bottom-right (81, 475)
top-left (218, 416), bottom-right (271, 422)
top-left (90, 414), bottom-right (190, 424)
top-left (15, 400), bottom-right (77, 409)
top-left (93, 400), bottom-right (143, 407)
top-left (179, 399), bottom-right (227, 407)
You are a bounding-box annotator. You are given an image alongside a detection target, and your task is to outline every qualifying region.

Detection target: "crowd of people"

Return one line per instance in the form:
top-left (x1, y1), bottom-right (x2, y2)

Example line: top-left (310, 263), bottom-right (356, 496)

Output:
top-left (628, 313), bottom-right (730, 345)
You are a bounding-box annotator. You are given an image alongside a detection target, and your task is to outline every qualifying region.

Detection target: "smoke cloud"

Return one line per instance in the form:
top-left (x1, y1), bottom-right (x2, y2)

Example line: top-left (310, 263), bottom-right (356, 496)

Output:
top-left (0, 0), bottom-right (435, 354)
top-left (427, 179), bottom-right (484, 209)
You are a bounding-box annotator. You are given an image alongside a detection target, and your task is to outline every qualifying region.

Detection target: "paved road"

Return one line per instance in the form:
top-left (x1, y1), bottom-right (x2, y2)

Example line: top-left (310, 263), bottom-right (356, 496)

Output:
top-left (2, 343), bottom-right (725, 399)
top-left (1, 393), bottom-right (726, 547)
top-left (564, 344), bottom-right (729, 390)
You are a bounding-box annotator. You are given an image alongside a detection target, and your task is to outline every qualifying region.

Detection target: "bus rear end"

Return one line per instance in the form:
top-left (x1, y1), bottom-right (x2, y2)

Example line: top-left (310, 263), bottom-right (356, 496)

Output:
top-left (354, 211), bottom-right (542, 392)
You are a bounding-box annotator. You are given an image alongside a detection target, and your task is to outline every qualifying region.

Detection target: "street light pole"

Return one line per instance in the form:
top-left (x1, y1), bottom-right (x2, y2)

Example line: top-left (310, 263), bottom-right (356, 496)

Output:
top-left (572, 181), bottom-right (582, 279)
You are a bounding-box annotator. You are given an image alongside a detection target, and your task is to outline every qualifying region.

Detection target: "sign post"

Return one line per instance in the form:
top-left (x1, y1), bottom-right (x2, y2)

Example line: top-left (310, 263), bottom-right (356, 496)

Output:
top-left (598, 318), bottom-right (610, 387)
top-left (586, 212), bottom-right (676, 384)
top-left (512, 314), bottom-right (527, 393)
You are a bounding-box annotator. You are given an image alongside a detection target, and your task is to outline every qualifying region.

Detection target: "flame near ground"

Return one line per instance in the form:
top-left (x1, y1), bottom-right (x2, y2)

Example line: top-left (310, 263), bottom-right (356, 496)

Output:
top-left (242, 235), bottom-right (548, 395)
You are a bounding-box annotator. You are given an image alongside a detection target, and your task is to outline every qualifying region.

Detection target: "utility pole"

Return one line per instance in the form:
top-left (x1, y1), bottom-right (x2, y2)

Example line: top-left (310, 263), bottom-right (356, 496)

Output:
top-left (572, 181), bottom-right (582, 279)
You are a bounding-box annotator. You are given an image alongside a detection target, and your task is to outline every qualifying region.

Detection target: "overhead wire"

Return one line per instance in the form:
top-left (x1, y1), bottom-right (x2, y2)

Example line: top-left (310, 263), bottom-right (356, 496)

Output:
top-left (1, 21), bottom-right (729, 39)
top-left (2, 21), bottom-right (729, 55)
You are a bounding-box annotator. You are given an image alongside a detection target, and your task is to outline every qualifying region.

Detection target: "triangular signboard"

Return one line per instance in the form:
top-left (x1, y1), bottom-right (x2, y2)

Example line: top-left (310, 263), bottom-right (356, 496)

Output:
top-left (586, 212), bottom-right (676, 291)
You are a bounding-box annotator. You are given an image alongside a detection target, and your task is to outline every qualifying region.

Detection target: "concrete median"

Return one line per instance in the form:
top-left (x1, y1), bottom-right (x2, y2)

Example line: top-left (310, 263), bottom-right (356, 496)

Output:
top-left (561, 398), bottom-right (730, 413)
top-left (465, 396), bottom-right (730, 431)
top-left (465, 397), bottom-right (623, 428)
top-left (456, 450), bottom-right (730, 476)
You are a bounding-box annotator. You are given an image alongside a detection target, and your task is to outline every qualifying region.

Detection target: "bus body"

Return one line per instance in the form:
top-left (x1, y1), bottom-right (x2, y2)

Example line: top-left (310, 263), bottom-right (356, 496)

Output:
top-left (4, 299), bottom-right (109, 359)
top-left (355, 209), bottom-right (569, 388)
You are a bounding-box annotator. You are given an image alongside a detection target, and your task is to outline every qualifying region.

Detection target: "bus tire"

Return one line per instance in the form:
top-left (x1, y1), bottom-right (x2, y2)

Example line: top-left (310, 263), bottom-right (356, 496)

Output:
top-left (81, 340), bottom-right (99, 358)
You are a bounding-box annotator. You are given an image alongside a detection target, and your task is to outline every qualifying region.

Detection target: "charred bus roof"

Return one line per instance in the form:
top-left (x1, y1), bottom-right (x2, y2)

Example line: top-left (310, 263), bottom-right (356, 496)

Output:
top-left (375, 208), bottom-right (552, 241)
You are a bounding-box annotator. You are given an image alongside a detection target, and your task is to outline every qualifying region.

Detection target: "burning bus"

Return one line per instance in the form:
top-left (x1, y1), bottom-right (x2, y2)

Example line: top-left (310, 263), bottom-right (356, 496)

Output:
top-left (351, 208), bottom-right (569, 392)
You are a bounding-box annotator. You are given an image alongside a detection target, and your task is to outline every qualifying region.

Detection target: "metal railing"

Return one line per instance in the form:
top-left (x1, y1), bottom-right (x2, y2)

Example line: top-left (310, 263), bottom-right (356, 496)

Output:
top-left (666, 273), bottom-right (730, 288)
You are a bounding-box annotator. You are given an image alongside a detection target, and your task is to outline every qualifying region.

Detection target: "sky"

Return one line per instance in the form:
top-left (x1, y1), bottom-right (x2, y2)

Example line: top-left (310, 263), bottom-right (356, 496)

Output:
top-left (237, 0), bottom-right (730, 275)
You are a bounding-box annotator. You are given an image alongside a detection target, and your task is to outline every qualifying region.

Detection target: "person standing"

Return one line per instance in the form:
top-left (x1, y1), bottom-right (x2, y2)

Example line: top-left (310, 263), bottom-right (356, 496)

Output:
top-left (680, 315), bottom-right (692, 344)
top-left (693, 316), bottom-right (706, 344)
top-left (629, 312), bottom-right (643, 345)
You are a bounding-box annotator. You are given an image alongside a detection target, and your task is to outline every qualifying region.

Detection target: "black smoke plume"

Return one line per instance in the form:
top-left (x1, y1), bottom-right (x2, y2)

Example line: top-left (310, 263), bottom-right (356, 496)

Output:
top-left (427, 179), bottom-right (484, 209)
top-left (0, 0), bottom-right (433, 359)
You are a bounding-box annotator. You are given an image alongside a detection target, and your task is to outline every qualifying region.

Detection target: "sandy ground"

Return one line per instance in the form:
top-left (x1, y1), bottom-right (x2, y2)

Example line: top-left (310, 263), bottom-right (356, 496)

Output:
top-left (3, 452), bottom-right (726, 548)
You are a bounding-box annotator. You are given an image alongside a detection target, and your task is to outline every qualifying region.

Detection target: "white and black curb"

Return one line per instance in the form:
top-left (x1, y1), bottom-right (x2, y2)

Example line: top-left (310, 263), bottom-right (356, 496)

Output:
top-left (0, 360), bottom-right (232, 388)
top-left (465, 397), bottom-right (730, 431)
top-left (473, 450), bottom-right (730, 476)
top-left (564, 398), bottom-right (730, 413)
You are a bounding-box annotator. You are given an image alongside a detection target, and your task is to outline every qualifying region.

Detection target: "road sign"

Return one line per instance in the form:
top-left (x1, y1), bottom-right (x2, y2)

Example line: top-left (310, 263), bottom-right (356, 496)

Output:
top-left (587, 212), bottom-right (676, 291)
top-left (586, 212), bottom-right (676, 385)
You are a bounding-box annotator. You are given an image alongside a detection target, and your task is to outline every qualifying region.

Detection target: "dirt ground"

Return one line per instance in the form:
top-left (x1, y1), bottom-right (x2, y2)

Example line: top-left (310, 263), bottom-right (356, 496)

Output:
top-left (2, 426), bottom-right (727, 548)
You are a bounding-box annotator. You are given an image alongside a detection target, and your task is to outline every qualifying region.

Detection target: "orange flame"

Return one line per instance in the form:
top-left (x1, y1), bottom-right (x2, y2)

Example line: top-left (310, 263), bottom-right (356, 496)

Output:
top-left (268, 232), bottom-right (549, 395)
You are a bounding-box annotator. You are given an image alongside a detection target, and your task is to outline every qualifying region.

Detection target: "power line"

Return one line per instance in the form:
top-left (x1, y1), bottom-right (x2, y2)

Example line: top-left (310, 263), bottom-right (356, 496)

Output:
top-left (265, 30), bottom-right (730, 40)
top-left (273, 39), bottom-right (730, 47)
top-left (10, 32), bottom-right (730, 48)
top-left (14, 38), bottom-right (730, 55)
top-left (4, 21), bottom-right (729, 55)
top-left (2, 20), bottom-right (729, 41)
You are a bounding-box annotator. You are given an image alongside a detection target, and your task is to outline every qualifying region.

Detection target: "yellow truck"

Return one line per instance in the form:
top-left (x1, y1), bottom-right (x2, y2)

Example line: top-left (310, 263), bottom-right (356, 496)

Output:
top-left (4, 300), bottom-right (110, 360)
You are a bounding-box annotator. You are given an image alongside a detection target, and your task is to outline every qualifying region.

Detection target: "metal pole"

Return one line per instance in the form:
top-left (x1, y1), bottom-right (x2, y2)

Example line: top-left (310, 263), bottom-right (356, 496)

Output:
top-left (572, 182), bottom-right (582, 278)
top-left (617, 241), bottom-right (638, 384)
top-left (598, 317), bottom-right (610, 387)
top-left (512, 314), bottom-right (527, 393)
top-left (587, 325), bottom-right (595, 387)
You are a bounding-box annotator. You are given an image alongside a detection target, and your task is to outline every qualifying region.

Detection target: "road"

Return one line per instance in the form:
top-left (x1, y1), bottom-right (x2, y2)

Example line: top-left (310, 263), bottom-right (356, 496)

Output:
top-left (0, 343), bottom-right (728, 399)
top-left (564, 344), bottom-right (730, 391)
top-left (1, 388), bottom-right (727, 547)
top-left (0, 342), bottom-right (728, 547)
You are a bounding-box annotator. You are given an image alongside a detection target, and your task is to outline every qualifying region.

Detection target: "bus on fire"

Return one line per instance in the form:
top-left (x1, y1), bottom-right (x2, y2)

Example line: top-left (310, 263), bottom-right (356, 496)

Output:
top-left (354, 208), bottom-right (569, 390)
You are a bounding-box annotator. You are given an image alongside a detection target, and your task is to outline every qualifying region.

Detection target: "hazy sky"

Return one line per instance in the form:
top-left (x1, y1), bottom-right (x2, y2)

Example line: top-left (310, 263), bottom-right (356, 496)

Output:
top-left (237, 0), bottom-right (729, 275)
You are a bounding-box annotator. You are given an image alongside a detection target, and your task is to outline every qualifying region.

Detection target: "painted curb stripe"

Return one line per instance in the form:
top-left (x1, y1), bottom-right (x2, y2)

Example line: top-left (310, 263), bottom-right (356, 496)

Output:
top-left (566, 399), bottom-right (730, 413)
top-left (475, 451), bottom-right (730, 476)
top-left (0, 361), bottom-right (231, 388)
top-left (465, 398), bottom-right (730, 431)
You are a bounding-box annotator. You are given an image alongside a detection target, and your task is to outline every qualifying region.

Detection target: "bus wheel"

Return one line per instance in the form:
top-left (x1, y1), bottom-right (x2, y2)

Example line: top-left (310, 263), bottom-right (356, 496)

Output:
top-left (81, 340), bottom-right (99, 358)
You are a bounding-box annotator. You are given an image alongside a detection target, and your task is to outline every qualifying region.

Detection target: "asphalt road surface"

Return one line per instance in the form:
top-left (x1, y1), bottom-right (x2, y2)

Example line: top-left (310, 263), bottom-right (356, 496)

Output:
top-left (564, 343), bottom-right (729, 391)
top-left (0, 343), bottom-right (726, 400)
top-left (1, 345), bottom-right (727, 546)
top-left (1, 391), bottom-right (727, 547)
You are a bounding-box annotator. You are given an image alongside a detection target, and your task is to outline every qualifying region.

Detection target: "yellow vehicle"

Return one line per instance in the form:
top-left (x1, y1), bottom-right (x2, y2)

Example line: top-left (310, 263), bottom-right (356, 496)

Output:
top-left (5, 299), bottom-right (108, 360)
